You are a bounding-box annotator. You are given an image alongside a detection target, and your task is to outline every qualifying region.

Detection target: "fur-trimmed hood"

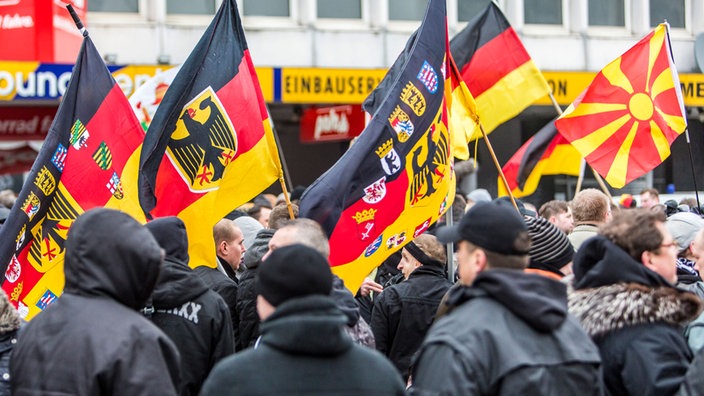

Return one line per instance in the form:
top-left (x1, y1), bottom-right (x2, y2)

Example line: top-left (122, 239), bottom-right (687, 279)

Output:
top-left (568, 282), bottom-right (702, 338)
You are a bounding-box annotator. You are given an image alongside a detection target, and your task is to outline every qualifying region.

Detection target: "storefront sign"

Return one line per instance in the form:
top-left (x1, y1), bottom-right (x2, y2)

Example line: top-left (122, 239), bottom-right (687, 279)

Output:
top-left (299, 105), bottom-right (365, 143)
top-left (0, 105), bottom-right (55, 140)
top-left (279, 68), bottom-right (386, 104)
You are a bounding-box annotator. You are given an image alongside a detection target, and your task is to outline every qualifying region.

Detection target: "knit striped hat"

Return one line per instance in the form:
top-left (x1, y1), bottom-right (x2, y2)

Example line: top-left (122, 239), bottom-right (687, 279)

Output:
top-left (524, 216), bottom-right (574, 275)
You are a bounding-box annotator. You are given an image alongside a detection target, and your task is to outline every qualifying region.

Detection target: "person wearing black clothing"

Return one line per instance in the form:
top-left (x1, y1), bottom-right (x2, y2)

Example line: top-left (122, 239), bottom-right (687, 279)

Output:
top-left (11, 208), bottom-right (181, 395)
top-left (569, 209), bottom-right (703, 396)
top-left (145, 217), bottom-right (235, 396)
top-left (371, 234), bottom-right (451, 379)
top-left (201, 245), bottom-right (404, 395)
top-left (410, 201), bottom-right (602, 395)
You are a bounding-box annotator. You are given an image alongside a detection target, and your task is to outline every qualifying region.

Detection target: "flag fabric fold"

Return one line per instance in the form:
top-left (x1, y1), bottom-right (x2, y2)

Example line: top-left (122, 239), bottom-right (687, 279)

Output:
top-left (137, 0), bottom-right (282, 268)
top-left (300, 0), bottom-right (456, 293)
top-left (555, 23), bottom-right (687, 188)
top-left (450, 2), bottom-right (551, 138)
top-left (0, 36), bottom-right (146, 320)
top-left (497, 119), bottom-right (581, 198)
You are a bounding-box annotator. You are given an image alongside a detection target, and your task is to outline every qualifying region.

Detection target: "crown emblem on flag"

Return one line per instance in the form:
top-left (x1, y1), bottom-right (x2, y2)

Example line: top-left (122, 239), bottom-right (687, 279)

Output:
top-left (352, 209), bottom-right (377, 224)
top-left (375, 139), bottom-right (394, 158)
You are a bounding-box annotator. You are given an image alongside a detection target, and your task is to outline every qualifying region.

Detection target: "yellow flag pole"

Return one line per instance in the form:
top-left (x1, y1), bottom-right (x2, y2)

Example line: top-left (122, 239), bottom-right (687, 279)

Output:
top-left (268, 108), bottom-right (296, 220)
top-left (548, 92), bottom-right (610, 199)
top-left (479, 122), bottom-right (519, 212)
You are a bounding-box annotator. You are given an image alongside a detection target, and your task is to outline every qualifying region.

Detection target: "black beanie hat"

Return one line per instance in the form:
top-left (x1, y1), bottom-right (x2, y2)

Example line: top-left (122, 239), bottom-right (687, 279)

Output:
top-left (257, 244), bottom-right (333, 306)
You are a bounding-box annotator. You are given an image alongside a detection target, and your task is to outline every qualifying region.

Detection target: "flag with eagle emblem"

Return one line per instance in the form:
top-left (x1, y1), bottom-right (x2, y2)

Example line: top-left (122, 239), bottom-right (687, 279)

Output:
top-left (0, 35), bottom-right (146, 320)
top-left (138, 0), bottom-right (282, 268)
top-left (300, 0), bottom-right (457, 294)
top-left (555, 23), bottom-right (687, 188)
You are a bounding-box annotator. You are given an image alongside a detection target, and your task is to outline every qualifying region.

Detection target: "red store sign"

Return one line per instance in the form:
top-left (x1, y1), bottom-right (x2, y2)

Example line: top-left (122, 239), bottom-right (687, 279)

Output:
top-left (299, 105), bottom-right (365, 143)
top-left (0, 105), bottom-right (56, 140)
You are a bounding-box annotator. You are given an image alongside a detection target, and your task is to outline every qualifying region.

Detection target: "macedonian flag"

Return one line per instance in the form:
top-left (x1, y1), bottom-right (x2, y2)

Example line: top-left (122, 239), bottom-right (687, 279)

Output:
top-left (555, 23), bottom-right (687, 188)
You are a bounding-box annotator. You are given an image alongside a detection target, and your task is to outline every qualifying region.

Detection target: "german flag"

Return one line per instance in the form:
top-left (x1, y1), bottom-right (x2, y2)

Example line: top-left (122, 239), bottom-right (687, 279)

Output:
top-left (498, 119), bottom-right (581, 198)
top-left (138, 0), bottom-right (282, 268)
top-left (300, 0), bottom-right (456, 294)
top-left (0, 35), bottom-right (146, 320)
top-left (555, 23), bottom-right (686, 188)
top-left (451, 2), bottom-right (551, 137)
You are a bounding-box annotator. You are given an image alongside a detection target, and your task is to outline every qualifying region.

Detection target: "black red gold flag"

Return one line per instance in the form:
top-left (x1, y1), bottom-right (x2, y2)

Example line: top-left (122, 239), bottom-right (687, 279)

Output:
top-left (451, 2), bottom-right (550, 137)
top-left (138, 0), bottom-right (282, 268)
top-left (300, 0), bottom-right (458, 293)
top-left (0, 36), bottom-right (145, 320)
top-left (497, 119), bottom-right (581, 198)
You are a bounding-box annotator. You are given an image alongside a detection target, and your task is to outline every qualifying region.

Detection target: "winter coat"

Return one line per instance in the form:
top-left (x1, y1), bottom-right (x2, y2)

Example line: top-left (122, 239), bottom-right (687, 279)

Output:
top-left (569, 235), bottom-right (703, 396)
top-left (200, 295), bottom-right (405, 395)
top-left (568, 223), bottom-right (600, 251)
top-left (371, 264), bottom-right (451, 379)
top-left (10, 208), bottom-right (181, 395)
top-left (0, 287), bottom-right (20, 396)
top-left (409, 269), bottom-right (602, 395)
top-left (236, 228), bottom-right (274, 349)
top-left (194, 265), bottom-right (240, 349)
top-left (145, 216), bottom-right (235, 396)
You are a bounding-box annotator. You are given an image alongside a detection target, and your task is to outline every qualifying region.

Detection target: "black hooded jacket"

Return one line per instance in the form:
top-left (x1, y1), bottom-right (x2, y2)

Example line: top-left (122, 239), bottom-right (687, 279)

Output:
top-left (145, 217), bottom-right (235, 396)
top-left (410, 269), bottom-right (602, 395)
top-left (11, 208), bottom-right (181, 396)
top-left (201, 295), bottom-right (404, 395)
top-left (569, 236), bottom-right (703, 396)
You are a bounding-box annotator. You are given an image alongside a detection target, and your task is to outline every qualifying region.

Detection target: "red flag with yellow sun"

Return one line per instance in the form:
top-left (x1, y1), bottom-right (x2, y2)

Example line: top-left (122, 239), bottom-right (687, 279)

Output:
top-left (555, 23), bottom-right (686, 188)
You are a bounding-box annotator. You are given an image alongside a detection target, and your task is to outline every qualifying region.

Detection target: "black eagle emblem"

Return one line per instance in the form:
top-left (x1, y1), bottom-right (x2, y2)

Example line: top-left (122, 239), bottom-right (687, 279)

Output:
top-left (168, 89), bottom-right (237, 189)
top-left (409, 114), bottom-right (449, 206)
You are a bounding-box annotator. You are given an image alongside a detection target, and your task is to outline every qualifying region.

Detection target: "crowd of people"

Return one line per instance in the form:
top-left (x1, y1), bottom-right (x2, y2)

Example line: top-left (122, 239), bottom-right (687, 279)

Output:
top-left (2, 186), bottom-right (704, 395)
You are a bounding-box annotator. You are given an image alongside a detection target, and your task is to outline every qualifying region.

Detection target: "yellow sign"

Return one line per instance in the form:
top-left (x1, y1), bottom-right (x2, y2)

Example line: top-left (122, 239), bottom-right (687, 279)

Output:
top-left (534, 71), bottom-right (704, 107)
top-left (280, 68), bottom-right (386, 103)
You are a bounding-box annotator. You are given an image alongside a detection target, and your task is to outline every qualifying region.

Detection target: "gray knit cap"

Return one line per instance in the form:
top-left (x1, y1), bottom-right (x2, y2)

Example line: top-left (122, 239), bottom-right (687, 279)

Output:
top-left (525, 216), bottom-right (574, 273)
top-left (666, 212), bottom-right (704, 253)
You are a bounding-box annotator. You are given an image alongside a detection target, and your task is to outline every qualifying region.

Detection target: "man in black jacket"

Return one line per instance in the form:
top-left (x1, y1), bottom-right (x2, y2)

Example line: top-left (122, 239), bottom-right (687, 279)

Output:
top-left (371, 233), bottom-right (451, 380)
top-left (11, 208), bottom-right (181, 395)
top-left (145, 217), bottom-right (235, 396)
top-left (569, 209), bottom-right (703, 395)
top-left (409, 200), bottom-right (602, 395)
top-left (201, 244), bottom-right (404, 395)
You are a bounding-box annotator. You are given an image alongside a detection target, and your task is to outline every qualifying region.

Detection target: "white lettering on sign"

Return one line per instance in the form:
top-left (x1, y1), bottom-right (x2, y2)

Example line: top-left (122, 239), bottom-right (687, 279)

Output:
top-left (314, 108), bottom-right (350, 139)
top-left (0, 115), bottom-right (52, 136)
top-left (0, 70), bottom-right (72, 98)
top-left (1, 14), bottom-right (33, 29)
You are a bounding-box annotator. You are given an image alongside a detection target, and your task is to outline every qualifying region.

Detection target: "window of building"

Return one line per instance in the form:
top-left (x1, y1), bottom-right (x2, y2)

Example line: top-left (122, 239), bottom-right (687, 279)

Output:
top-left (457, 0), bottom-right (494, 22)
top-left (243, 0), bottom-right (290, 17)
top-left (388, 0), bottom-right (426, 21)
top-left (524, 0), bottom-right (562, 25)
top-left (167, 1), bottom-right (218, 15)
top-left (88, 0), bottom-right (138, 12)
top-left (650, 0), bottom-right (685, 29)
top-left (317, 0), bottom-right (362, 19)
top-left (589, 0), bottom-right (625, 27)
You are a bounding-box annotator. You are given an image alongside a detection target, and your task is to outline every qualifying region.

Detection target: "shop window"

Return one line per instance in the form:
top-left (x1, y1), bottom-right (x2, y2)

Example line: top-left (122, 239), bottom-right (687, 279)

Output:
top-left (388, 0), bottom-right (426, 21)
top-left (317, 0), bottom-right (361, 19)
top-left (524, 0), bottom-right (563, 25)
top-left (88, 0), bottom-right (138, 12)
top-left (589, 0), bottom-right (625, 27)
top-left (458, 0), bottom-right (494, 22)
top-left (167, 1), bottom-right (218, 15)
top-left (650, 0), bottom-right (685, 28)
top-left (243, 0), bottom-right (290, 17)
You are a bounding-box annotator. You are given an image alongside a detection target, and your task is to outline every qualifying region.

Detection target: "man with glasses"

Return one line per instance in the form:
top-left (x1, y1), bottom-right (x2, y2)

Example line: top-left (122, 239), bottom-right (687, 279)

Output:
top-left (569, 209), bottom-right (701, 395)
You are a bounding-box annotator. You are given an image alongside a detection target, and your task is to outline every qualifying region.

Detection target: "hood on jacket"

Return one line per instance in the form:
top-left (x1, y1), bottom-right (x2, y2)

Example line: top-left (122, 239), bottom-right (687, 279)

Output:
top-left (572, 235), bottom-right (671, 290)
top-left (260, 295), bottom-right (350, 356)
top-left (569, 282), bottom-right (702, 338)
top-left (243, 228), bottom-right (275, 270)
top-left (151, 258), bottom-right (209, 309)
top-left (145, 217), bottom-right (189, 263)
top-left (63, 208), bottom-right (162, 310)
top-left (447, 269), bottom-right (568, 332)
